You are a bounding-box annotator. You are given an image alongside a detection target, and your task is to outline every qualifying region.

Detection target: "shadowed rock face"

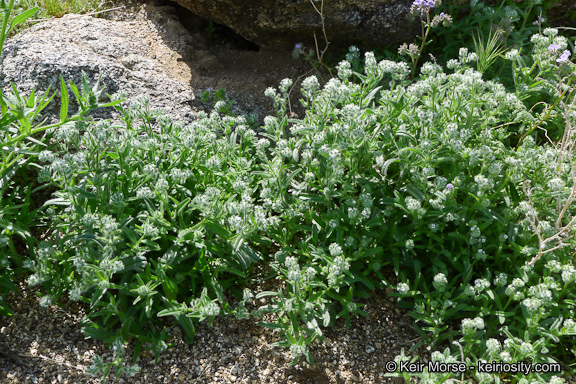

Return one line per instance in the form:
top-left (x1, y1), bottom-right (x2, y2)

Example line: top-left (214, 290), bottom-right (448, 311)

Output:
top-left (528, 0), bottom-right (576, 27)
top-left (170, 0), bottom-right (419, 51)
top-left (480, 0), bottom-right (576, 28)
top-left (170, 0), bottom-right (575, 53)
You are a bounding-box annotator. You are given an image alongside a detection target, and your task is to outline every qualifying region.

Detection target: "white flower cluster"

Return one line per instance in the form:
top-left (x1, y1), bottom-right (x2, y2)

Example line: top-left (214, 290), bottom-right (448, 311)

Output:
top-left (55, 122), bottom-right (79, 142)
top-left (562, 264), bottom-right (576, 283)
top-left (474, 174), bottom-right (494, 193)
top-left (527, 282), bottom-right (554, 301)
top-left (505, 278), bottom-right (526, 300)
top-left (136, 186), bottom-right (154, 199)
top-left (547, 177), bottom-right (564, 191)
top-left (68, 283), bottom-right (84, 302)
top-left (329, 243), bottom-right (343, 257)
top-left (155, 178), bottom-right (169, 192)
top-left (474, 278), bottom-right (490, 293)
top-left (284, 256), bottom-right (303, 283)
top-left (39, 295), bottom-right (53, 309)
top-left (516, 201), bottom-right (537, 219)
top-left (139, 221), bottom-right (160, 238)
top-left (420, 62), bottom-right (443, 77)
top-left (563, 319), bottom-right (576, 334)
top-left (346, 45), bottom-right (360, 64)
top-left (301, 76), bottom-right (320, 99)
top-left (494, 273), bottom-right (508, 287)
top-left (531, 29), bottom-right (571, 66)
top-left (504, 49), bottom-right (521, 61)
top-left (327, 248), bottom-right (350, 287)
top-left (376, 58), bottom-right (411, 82)
top-left (486, 338), bottom-right (501, 353)
top-left (192, 187), bottom-right (222, 217)
top-left (202, 301), bottom-right (221, 317)
top-left (406, 196), bottom-right (425, 215)
top-left (100, 258), bottom-right (124, 275)
top-left (397, 282), bottom-right (410, 296)
top-left (459, 48), bottom-right (478, 64)
top-left (502, 5), bottom-right (518, 20)
top-left (549, 377), bottom-right (566, 384)
top-left (100, 215), bottom-right (120, 242)
top-left (519, 341), bottom-right (533, 355)
top-left (469, 224), bottom-right (481, 239)
top-left (522, 297), bottom-right (542, 313)
top-left (318, 78), bottom-right (361, 105)
top-left (461, 317), bottom-right (485, 333)
top-left (433, 273), bottom-right (448, 291)
top-left (290, 344), bottom-right (307, 360)
top-left (337, 60), bottom-right (353, 80)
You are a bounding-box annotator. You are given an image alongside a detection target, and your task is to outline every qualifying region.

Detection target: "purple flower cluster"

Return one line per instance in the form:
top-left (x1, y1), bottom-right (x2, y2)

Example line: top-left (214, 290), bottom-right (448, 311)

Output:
top-left (548, 43), bottom-right (561, 53)
top-left (292, 43), bottom-right (305, 59)
top-left (413, 0), bottom-right (436, 8)
top-left (431, 11), bottom-right (453, 28)
top-left (547, 43), bottom-right (571, 63)
top-left (411, 0), bottom-right (437, 15)
top-left (557, 50), bottom-right (571, 63)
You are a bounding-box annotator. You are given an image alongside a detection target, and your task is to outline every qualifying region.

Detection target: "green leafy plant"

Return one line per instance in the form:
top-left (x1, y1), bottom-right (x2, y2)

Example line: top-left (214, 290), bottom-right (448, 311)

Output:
top-left (473, 27), bottom-right (508, 74)
top-left (200, 87), bottom-right (235, 116)
top-left (3, 0), bottom-right (574, 382)
top-left (35, 88), bottom-right (262, 381)
top-left (385, 27), bottom-right (576, 384)
top-left (0, 0), bottom-right (38, 56)
top-left (0, 1), bottom-right (124, 318)
top-left (33, 22), bottom-right (576, 382)
top-left (428, 0), bottom-right (554, 83)
top-left (0, 0), bottom-right (40, 316)
top-left (204, 20), bottom-right (216, 37)
top-left (17, 0), bottom-right (117, 20)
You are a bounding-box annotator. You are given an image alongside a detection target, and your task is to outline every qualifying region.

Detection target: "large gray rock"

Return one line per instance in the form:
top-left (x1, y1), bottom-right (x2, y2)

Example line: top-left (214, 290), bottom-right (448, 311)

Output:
top-left (170, 0), bottom-right (576, 52)
top-left (170, 0), bottom-right (418, 51)
top-left (0, 11), bottom-right (197, 124)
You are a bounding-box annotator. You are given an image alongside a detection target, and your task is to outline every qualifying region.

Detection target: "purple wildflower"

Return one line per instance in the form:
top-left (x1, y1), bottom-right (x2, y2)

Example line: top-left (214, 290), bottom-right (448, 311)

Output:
top-left (292, 43), bottom-right (305, 59)
top-left (446, 183), bottom-right (454, 191)
top-left (412, 0), bottom-right (425, 6)
top-left (426, 0), bottom-right (436, 7)
top-left (557, 50), bottom-right (571, 63)
top-left (548, 43), bottom-right (561, 53)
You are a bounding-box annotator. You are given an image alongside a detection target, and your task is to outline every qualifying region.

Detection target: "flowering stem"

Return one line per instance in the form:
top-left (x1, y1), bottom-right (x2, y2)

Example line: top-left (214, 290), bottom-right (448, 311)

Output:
top-left (411, 10), bottom-right (431, 79)
top-left (418, 12), bottom-right (432, 58)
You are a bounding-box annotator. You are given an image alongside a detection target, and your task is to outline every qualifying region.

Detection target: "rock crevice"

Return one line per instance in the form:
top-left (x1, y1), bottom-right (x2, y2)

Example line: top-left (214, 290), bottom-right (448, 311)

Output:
top-left (171, 0), bottom-right (418, 50)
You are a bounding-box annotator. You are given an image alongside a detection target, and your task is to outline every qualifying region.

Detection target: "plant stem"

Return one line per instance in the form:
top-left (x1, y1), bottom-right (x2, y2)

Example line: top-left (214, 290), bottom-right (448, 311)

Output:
top-left (411, 10), bottom-right (431, 79)
top-left (308, 0), bottom-right (333, 77)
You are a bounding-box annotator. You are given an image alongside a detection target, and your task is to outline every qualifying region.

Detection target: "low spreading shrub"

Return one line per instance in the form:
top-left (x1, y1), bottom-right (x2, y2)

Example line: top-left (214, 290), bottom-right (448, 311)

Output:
top-left (27, 22), bottom-right (576, 383)
top-left (0, 0), bottom-right (88, 316)
top-left (2, 0), bottom-right (576, 382)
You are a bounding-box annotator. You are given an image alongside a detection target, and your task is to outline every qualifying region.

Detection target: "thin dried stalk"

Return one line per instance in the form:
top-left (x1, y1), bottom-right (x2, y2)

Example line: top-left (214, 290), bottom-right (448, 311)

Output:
top-left (527, 79), bottom-right (576, 265)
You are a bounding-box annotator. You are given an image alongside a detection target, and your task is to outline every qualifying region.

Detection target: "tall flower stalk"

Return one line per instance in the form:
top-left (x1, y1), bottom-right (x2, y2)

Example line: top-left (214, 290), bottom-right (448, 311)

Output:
top-left (399, 0), bottom-right (452, 78)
